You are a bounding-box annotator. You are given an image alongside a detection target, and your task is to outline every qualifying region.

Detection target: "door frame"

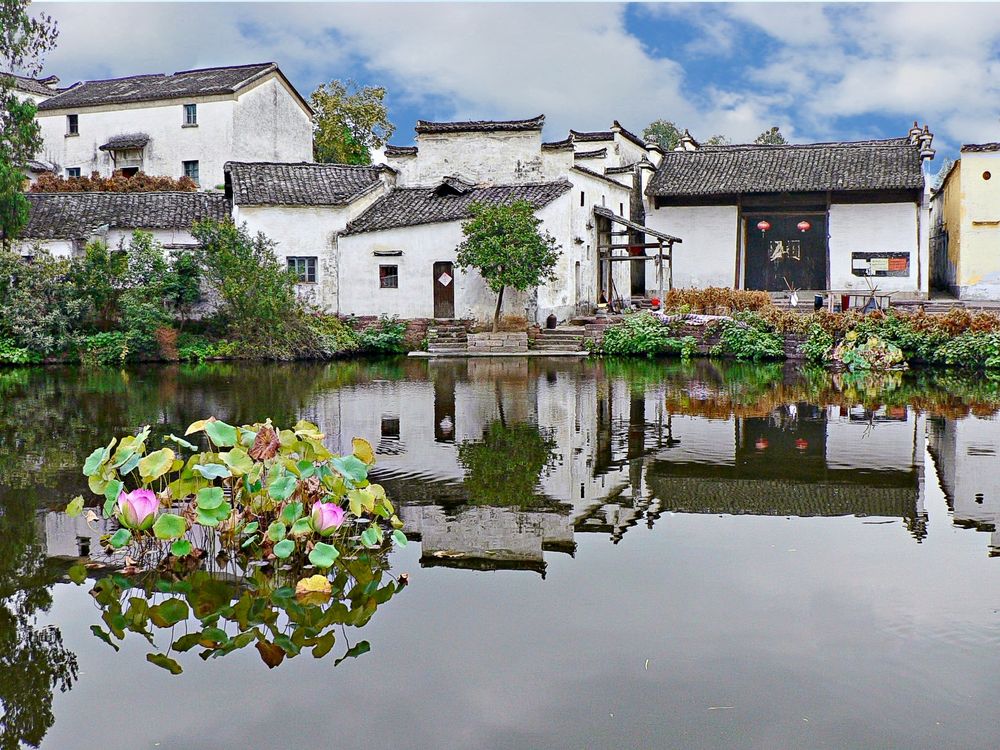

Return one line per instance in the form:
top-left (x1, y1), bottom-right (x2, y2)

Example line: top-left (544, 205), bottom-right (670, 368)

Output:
top-left (432, 260), bottom-right (456, 319)
top-left (741, 209), bottom-right (830, 291)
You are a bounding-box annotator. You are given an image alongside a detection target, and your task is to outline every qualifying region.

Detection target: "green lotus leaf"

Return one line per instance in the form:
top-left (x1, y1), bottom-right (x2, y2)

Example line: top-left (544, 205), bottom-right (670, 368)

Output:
top-left (391, 529), bottom-right (408, 548)
top-left (66, 495), bottom-right (84, 518)
top-left (308, 542), bottom-right (339, 568)
top-left (149, 598), bottom-right (189, 627)
top-left (280, 501), bottom-right (303, 525)
top-left (146, 653), bottom-right (183, 675)
top-left (108, 528), bottom-right (131, 549)
top-left (273, 538), bottom-right (295, 559)
top-left (171, 539), bottom-right (194, 557)
top-left (205, 420), bottom-right (238, 447)
top-left (82, 446), bottom-right (109, 477)
top-left (139, 448), bottom-right (175, 482)
top-left (196, 486), bottom-right (225, 510)
top-left (193, 463), bottom-right (231, 480)
top-left (221, 447), bottom-right (254, 476)
top-left (152, 513), bottom-right (187, 540)
top-left (266, 521), bottom-right (287, 542)
top-left (268, 475), bottom-right (297, 501)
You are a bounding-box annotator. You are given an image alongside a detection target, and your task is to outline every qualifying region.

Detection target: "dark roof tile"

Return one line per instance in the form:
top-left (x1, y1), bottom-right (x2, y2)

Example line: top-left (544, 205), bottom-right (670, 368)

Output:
top-left (415, 115), bottom-right (544, 135)
top-left (961, 143), bottom-right (1000, 153)
top-left (23, 192), bottom-right (229, 239)
top-left (344, 179), bottom-right (570, 235)
top-left (225, 162), bottom-right (383, 206)
top-left (99, 133), bottom-right (150, 151)
top-left (570, 129), bottom-right (613, 143)
top-left (38, 62), bottom-right (280, 110)
top-left (3, 72), bottom-right (57, 96)
top-left (647, 138), bottom-right (924, 197)
top-left (385, 144), bottom-right (418, 157)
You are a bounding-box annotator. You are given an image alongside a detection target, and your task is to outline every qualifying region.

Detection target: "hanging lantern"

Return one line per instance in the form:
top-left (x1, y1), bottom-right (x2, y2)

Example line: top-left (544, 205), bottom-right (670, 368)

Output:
top-left (756, 220), bottom-right (771, 236)
top-left (797, 220), bottom-right (811, 233)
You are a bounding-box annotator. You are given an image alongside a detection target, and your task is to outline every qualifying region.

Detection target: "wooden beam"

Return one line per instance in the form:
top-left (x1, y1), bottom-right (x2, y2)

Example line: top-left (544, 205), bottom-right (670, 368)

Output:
top-left (598, 243), bottom-right (663, 250)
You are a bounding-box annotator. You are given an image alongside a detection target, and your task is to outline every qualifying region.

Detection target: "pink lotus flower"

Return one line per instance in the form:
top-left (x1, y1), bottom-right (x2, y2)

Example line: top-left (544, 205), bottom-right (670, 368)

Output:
top-left (310, 502), bottom-right (345, 536)
top-left (116, 489), bottom-right (159, 530)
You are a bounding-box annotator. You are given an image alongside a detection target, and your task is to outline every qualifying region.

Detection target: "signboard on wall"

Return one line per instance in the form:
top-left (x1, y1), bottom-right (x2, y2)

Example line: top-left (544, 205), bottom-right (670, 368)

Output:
top-left (851, 252), bottom-right (910, 277)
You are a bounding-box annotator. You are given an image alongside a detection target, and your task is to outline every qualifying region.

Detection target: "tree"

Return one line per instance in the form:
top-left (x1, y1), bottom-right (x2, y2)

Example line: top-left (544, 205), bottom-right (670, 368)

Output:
top-left (704, 134), bottom-right (731, 146)
top-left (754, 126), bottom-right (788, 145)
top-left (0, 0), bottom-right (58, 248)
top-left (458, 421), bottom-right (555, 506)
top-left (642, 119), bottom-right (682, 151)
top-left (456, 200), bottom-right (562, 333)
top-left (311, 79), bottom-right (395, 165)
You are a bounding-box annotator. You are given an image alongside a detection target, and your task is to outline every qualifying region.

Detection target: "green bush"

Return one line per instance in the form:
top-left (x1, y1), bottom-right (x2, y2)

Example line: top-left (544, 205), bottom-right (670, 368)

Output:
top-left (176, 333), bottom-right (241, 363)
top-left (0, 337), bottom-right (40, 364)
top-left (79, 332), bottom-right (129, 367)
top-left (0, 248), bottom-right (85, 356)
top-left (934, 331), bottom-right (1000, 368)
top-left (308, 315), bottom-right (361, 357)
top-left (356, 316), bottom-right (407, 354)
top-left (710, 312), bottom-right (785, 361)
top-left (801, 323), bottom-right (834, 363)
top-left (600, 311), bottom-right (696, 358)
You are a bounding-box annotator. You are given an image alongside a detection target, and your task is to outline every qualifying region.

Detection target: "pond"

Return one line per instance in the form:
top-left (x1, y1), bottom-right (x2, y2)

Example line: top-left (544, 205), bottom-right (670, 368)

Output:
top-left (1, 358), bottom-right (999, 749)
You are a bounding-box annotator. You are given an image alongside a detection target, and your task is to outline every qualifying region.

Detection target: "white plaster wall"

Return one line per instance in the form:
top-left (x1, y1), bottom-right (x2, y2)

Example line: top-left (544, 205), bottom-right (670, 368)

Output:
top-left (384, 154), bottom-right (418, 185)
top-left (568, 168), bottom-right (631, 314)
top-left (413, 130), bottom-right (544, 185)
top-left (36, 74), bottom-right (311, 189)
top-left (955, 151), bottom-right (1000, 299)
top-left (644, 203), bottom-right (738, 289)
top-left (15, 238), bottom-right (75, 258)
top-left (232, 77), bottom-right (313, 166)
top-left (829, 202), bottom-right (924, 295)
top-left (237, 204), bottom-right (350, 311)
top-left (825, 409), bottom-right (922, 471)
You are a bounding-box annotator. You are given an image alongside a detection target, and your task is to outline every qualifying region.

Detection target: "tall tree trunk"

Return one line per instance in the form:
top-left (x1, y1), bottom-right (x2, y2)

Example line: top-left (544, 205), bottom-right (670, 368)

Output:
top-left (492, 286), bottom-right (505, 333)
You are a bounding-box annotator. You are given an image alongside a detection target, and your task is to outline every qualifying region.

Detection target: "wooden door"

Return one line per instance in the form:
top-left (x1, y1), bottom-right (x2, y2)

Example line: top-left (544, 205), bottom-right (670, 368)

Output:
top-left (433, 261), bottom-right (455, 318)
top-left (744, 214), bottom-right (827, 291)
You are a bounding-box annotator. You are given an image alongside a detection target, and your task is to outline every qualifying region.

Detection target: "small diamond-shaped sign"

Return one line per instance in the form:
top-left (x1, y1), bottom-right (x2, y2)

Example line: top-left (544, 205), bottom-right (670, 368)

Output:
top-left (438, 272), bottom-right (453, 287)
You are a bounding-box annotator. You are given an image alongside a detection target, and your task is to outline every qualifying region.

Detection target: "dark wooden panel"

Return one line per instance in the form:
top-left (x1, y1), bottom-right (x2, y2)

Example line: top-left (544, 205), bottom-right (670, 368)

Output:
top-left (432, 261), bottom-right (455, 318)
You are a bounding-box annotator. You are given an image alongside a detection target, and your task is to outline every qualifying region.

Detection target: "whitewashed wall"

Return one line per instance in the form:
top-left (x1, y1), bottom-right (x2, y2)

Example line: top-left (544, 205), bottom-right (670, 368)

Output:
top-left (413, 130), bottom-right (544, 185)
top-left (16, 227), bottom-right (199, 259)
top-left (829, 202), bottom-right (925, 294)
top-left (36, 74), bottom-right (311, 189)
top-left (645, 204), bottom-right (738, 289)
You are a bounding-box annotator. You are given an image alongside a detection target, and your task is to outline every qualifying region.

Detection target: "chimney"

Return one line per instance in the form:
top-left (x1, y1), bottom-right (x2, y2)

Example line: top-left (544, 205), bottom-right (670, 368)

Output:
top-left (637, 158), bottom-right (656, 196)
top-left (919, 125), bottom-right (935, 161)
top-left (645, 141), bottom-right (664, 167)
top-left (908, 121), bottom-right (922, 145)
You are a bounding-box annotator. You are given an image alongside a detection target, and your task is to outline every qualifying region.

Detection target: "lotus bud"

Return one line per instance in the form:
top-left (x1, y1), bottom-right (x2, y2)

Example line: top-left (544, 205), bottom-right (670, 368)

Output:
top-left (116, 489), bottom-right (159, 530)
top-left (310, 502), bottom-right (345, 536)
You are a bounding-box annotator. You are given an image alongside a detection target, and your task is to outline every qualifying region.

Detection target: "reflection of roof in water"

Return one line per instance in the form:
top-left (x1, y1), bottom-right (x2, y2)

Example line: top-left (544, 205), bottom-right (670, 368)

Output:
top-left (421, 554), bottom-right (549, 576)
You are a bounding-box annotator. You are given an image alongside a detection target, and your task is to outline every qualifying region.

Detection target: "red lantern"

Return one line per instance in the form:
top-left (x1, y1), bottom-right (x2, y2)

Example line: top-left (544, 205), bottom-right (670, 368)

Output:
top-left (797, 220), bottom-right (811, 233)
top-left (756, 220), bottom-right (771, 234)
top-left (795, 438), bottom-right (809, 450)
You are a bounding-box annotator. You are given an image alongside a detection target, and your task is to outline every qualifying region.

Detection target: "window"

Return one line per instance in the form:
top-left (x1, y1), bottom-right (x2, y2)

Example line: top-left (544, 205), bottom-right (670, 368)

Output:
top-left (183, 103), bottom-right (197, 126)
top-left (619, 202), bottom-right (624, 215)
top-left (66, 114), bottom-right (78, 135)
top-left (379, 264), bottom-right (399, 289)
top-left (182, 160), bottom-right (199, 184)
top-left (984, 171), bottom-right (992, 181)
top-left (65, 167), bottom-right (81, 178)
top-left (580, 190), bottom-right (585, 207)
top-left (287, 256), bottom-right (317, 283)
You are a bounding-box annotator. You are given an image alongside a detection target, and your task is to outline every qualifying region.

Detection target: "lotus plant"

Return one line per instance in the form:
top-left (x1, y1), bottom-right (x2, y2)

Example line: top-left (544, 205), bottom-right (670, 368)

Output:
top-left (116, 489), bottom-right (159, 530)
top-left (310, 501), bottom-right (345, 536)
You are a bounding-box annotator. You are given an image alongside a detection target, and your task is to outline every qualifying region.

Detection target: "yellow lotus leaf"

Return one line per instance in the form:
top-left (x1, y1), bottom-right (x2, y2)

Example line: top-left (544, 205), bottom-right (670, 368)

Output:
top-left (352, 437), bottom-right (375, 466)
top-left (295, 575), bottom-right (332, 604)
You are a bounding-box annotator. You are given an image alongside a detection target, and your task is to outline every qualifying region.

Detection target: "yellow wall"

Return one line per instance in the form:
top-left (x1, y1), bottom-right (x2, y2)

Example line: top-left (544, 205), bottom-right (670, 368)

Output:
top-left (958, 152), bottom-right (1000, 297)
top-left (939, 159), bottom-right (963, 286)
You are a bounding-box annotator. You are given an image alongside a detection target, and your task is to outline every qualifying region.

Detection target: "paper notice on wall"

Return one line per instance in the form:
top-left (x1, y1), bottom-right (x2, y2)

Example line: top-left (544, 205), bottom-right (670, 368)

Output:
top-left (438, 272), bottom-right (453, 287)
top-left (851, 252), bottom-right (910, 277)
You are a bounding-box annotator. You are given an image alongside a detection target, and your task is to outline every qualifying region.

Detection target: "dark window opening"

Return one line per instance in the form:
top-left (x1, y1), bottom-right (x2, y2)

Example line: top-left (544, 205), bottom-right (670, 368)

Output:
top-left (66, 114), bottom-right (78, 135)
top-left (182, 159), bottom-right (199, 184)
top-left (984, 171), bottom-right (992, 181)
top-left (66, 167), bottom-right (81, 178)
top-left (381, 417), bottom-right (400, 438)
top-left (120, 167), bottom-right (139, 178)
top-left (580, 191), bottom-right (585, 207)
top-left (287, 256), bottom-right (317, 283)
top-left (379, 264), bottom-right (399, 288)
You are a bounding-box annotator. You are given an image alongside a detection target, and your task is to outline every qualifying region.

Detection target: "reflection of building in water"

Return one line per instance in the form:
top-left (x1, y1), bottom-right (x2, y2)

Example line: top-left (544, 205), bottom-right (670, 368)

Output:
top-left (928, 415), bottom-right (1000, 554)
top-left (298, 360), bottom-right (930, 573)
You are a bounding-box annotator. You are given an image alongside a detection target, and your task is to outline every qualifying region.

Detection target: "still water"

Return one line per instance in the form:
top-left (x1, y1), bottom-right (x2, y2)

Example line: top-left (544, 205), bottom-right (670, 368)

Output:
top-left (1, 358), bottom-right (999, 749)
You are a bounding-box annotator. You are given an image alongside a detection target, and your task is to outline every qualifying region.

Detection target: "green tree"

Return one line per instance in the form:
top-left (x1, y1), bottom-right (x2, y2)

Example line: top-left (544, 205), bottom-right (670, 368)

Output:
top-left (311, 79), bottom-right (395, 165)
top-left (642, 119), bottom-right (682, 151)
top-left (704, 134), bottom-right (731, 146)
top-left (0, 0), bottom-right (58, 248)
top-left (162, 250), bottom-right (202, 328)
top-left (191, 219), bottom-right (307, 358)
top-left (754, 126), bottom-right (788, 145)
top-left (0, 247), bottom-right (85, 355)
top-left (456, 200), bottom-right (561, 333)
top-left (458, 420), bottom-right (555, 507)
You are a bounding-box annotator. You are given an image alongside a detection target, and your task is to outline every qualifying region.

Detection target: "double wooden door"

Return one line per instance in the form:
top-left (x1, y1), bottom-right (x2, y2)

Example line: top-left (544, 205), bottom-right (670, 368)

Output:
top-left (744, 214), bottom-right (827, 291)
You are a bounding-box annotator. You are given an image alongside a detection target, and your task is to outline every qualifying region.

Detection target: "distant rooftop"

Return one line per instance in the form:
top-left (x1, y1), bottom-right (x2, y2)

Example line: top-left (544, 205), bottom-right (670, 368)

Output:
top-left (961, 143), bottom-right (1000, 153)
top-left (2, 72), bottom-right (59, 96)
top-left (415, 115), bottom-right (545, 135)
top-left (37, 62), bottom-right (305, 111)
top-left (225, 162), bottom-right (384, 206)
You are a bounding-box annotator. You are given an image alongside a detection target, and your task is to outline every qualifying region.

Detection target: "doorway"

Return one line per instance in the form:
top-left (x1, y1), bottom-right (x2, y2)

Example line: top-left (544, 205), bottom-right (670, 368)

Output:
top-left (433, 261), bottom-right (455, 318)
top-left (744, 213), bottom-right (827, 291)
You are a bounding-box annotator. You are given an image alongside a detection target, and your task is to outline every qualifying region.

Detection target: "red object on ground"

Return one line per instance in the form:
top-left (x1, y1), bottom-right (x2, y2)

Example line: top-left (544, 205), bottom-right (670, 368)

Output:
top-left (841, 294), bottom-right (851, 310)
top-left (651, 297), bottom-right (661, 309)
top-left (795, 438), bottom-right (809, 450)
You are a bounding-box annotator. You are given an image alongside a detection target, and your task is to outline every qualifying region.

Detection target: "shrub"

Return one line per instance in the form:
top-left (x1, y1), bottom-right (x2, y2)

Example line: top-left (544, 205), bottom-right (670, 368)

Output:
top-left (663, 287), bottom-right (772, 315)
top-left (79, 331), bottom-right (129, 367)
top-left (356, 316), bottom-right (407, 354)
top-left (176, 333), bottom-right (241, 363)
top-left (833, 331), bottom-right (905, 371)
top-left (30, 170), bottom-right (197, 192)
top-left (0, 337), bottom-right (40, 364)
top-left (801, 323), bottom-right (834, 363)
top-left (599, 311), bottom-right (696, 358)
top-left (710, 312), bottom-right (785, 361)
top-left (308, 315), bottom-right (360, 357)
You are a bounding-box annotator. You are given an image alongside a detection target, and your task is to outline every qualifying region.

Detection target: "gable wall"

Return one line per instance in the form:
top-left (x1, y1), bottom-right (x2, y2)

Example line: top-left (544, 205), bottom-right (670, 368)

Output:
top-left (412, 130), bottom-right (544, 185)
top-left (232, 76), bottom-right (313, 166)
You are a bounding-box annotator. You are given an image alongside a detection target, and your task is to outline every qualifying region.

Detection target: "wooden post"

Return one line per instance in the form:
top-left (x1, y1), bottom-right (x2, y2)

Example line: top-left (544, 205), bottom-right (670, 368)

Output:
top-left (657, 239), bottom-right (664, 303)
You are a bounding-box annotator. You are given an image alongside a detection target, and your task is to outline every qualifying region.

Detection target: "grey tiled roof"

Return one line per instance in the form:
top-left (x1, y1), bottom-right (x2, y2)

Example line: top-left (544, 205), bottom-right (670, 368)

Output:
top-left (541, 137), bottom-right (573, 151)
top-left (3, 73), bottom-right (57, 96)
top-left (343, 179), bottom-right (571, 235)
top-left (415, 115), bottom-right (545, 135)
top-left (225, 162), bottom-right (383, 206)
top-left (570, 129), bottom-right (613, 143)
top-left (647, 138), bottom-right (925, 197)
top-left (385, 145), bottom-right (418, 157)
top-left (961, 143), bottom-right (1000, 153)
top-left (23, 192), bottom-right (229, 239)
top-left (37, 62), bottom-right (281, 110)
top-left (612, 121), bottom-right (647, 149)
top-left (575, 148), bottom-right (607, 159)
top-left (99, 133), bottom-right (150, 151)
top-left (571, 165), bottom-right (632, 189)
top-left (605, 163), bottom-right (638, 175)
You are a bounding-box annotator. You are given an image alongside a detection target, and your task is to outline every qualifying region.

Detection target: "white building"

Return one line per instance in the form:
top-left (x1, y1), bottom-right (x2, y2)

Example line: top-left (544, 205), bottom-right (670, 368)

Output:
top-left (34, 62), bottom-right (313, 189)
top-left (3, 72), bottom-right (61, 181)
top-left (337, 115), bottom-right (638, 325)
top-left (226, 161), bottom-right (393, 309)
top-left (17, 191), bottom-right (229, 257)
top-left (641, 127), bottom-right (936, 299)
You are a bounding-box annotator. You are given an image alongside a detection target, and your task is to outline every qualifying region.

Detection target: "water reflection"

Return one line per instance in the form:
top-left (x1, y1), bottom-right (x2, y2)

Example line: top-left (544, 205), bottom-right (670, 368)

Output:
top-left (3, 358), bottom-right (1000, 747)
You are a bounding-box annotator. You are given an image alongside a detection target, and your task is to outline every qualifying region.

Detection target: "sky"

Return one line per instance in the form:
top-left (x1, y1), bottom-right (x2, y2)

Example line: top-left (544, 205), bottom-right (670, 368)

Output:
top-left (30, 2), bottom-right (1000, 165)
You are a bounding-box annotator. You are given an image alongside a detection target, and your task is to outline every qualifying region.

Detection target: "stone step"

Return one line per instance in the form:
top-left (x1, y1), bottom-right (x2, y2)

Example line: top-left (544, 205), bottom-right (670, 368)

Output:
top-left (535, 336), bottom-right (583, 345)
top-left (428, 333), bottom-right (468, 340)
top-left (428, 345), bottom-right (468, 352)
top-left (533, 343), bottom-right (585, 352)
top-left (541, 326), bottom-right (586, 334)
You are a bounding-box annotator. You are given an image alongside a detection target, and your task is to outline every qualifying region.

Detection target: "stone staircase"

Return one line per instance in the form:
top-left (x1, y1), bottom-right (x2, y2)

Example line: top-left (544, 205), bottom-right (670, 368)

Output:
top-left (532, 326), bottom-right (587, 352)
top-left (426, 322), bottom-right (468, 353)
